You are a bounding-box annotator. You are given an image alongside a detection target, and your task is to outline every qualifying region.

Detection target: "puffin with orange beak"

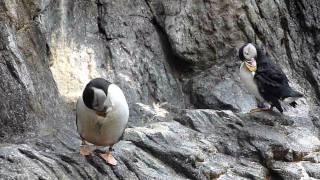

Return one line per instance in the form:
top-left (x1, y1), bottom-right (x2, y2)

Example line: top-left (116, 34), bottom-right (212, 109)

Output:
top-left (76, 78), bottom-right (129, 165)
top-left (238, 43), bottom-right (303, 113)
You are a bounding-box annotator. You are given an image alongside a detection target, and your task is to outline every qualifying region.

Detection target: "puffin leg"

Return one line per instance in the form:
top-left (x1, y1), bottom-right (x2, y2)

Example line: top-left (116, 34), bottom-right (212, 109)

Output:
top-left (249, 100), bottom-right (271, 113)
top-left (79, 139), bottom-right (93, 156)
top-left (272, 100), bottom-right (283, 114)
top-left (257, 101), bottom-right (267, 109)
top-left (99, 145), bottom-right (117, 166)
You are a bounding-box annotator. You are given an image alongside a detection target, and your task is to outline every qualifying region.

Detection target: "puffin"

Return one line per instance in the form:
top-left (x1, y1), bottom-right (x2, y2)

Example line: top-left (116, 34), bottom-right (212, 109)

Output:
top-left (76, 78), bottom-right (129, 165)
top-left (238, 43), bottom-right (303, 113)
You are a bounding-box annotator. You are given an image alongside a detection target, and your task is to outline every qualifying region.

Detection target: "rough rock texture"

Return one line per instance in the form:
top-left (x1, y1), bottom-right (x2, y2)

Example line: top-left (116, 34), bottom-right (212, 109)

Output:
top-left (1, 0), bottom-right (320, 179)
top-left (0, 0), bottom-right (71, 143)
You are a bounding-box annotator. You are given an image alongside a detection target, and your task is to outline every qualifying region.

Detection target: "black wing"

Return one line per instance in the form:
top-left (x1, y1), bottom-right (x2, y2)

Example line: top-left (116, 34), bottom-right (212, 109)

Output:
top-left (255, 66), bottom-right (288, 89)
top-left (254, 53), bottom-right (291, 113)
top-left (254, 50), bottom-right (290, 99)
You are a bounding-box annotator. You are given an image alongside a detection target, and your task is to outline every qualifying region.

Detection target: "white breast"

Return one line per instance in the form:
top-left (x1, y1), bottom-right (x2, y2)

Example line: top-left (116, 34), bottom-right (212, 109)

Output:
top-left (239, 62), bottom-right (264, 102)
top-left (76, 84), bottom-right (129, 146)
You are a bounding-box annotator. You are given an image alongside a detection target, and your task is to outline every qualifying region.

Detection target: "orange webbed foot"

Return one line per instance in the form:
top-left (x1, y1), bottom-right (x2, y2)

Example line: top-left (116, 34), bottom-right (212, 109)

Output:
top-left (79, 139), bottom-right (93, 156)
top-left (100, 151), bottom-right (117, 166)
top-left (80, 145), bottom-right (93, 156)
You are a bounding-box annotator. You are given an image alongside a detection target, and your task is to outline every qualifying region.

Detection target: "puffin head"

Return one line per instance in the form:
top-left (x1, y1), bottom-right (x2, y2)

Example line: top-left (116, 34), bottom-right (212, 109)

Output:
top-left (82, 78), bottom-right (112, 117)
top-left (238, 43), bottom-right (257, 72)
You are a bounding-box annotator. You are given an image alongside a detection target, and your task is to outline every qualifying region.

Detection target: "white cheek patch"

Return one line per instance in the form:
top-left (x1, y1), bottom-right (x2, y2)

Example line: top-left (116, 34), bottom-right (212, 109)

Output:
top-left (243, 43), bottom-right (257, 60)
top-left (92, 87), bottom-right (107, 109)
top-left (243, 49), bottom-right (249, 60)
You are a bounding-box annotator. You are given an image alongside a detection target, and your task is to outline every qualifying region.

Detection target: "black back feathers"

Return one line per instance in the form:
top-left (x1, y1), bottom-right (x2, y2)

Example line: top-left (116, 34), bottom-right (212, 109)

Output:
top-left (82, 78), bottom-right (112, 109)
top-left (253, 47), bottom-right (302, 112)
top-left (238, 44), bottom-right (246, 61)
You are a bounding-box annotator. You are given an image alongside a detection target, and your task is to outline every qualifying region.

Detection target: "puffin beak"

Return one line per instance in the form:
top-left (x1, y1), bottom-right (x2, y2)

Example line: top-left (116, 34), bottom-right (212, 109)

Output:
top-left (96, 111), bottom-right (107, 117)
top-left (96, 106), bottom-right (107, 117)
top-left (245, 58), bottom-right (257, 72)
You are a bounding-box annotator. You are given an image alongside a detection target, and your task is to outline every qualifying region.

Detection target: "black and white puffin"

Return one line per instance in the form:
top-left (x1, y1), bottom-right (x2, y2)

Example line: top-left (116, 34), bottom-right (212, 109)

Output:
top-left (238, 43), bottom-right (303, 113)
top-left (76, 78), bottom-right (129, 165)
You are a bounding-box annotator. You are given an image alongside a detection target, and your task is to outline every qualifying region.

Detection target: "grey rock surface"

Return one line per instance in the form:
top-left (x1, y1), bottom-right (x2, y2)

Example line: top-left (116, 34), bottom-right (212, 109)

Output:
top-left (0, 0), bottom-right (71, 143)
top-left (0, 0), bottom-right (320, 179)
top-left (187, 66), bottom-right (256, 112)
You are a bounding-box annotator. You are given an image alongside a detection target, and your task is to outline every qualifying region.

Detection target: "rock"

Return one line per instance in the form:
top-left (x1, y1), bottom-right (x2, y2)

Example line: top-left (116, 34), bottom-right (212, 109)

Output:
top-left (270, 161), bottom-right (320, 180)
top-left (148, 0), bottom-right (319, 109)
top-left (0, 3), bottom-right (70, 143)
top-left (147, 0), bottom-right (245, 68)
top-left (39, 0), bottom-right (188, 125)
top-left (0, 111), bottom-right (270, 179)
top-left (304, 152), bottom-right (320, 163)
top-left (302, 162), bottom-right (320, 179)
top-left (187, 66), bottom-right (256, 112)
top-left (270, 161), bottom-right (306, 180)
top-left (1, 0), bottom-right (320, 179)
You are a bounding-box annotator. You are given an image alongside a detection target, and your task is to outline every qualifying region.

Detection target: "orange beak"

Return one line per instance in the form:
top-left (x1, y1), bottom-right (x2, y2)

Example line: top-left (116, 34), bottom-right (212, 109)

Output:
top-left (245, 58), bottom-right (257, 72)
top-left (96, 111), bottom-right (107, 117)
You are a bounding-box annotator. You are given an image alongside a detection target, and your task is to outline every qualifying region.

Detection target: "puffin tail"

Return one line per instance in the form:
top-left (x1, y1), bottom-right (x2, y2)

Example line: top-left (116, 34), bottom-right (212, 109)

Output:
top-left (284, 89), bottom-right (303, 108)
top-left (288, 89), bottom-right (303, 98)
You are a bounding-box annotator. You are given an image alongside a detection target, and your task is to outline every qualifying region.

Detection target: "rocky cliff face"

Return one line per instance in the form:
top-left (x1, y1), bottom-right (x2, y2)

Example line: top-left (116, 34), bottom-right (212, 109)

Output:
top-left (0, 0), bottom-right (320, 179)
